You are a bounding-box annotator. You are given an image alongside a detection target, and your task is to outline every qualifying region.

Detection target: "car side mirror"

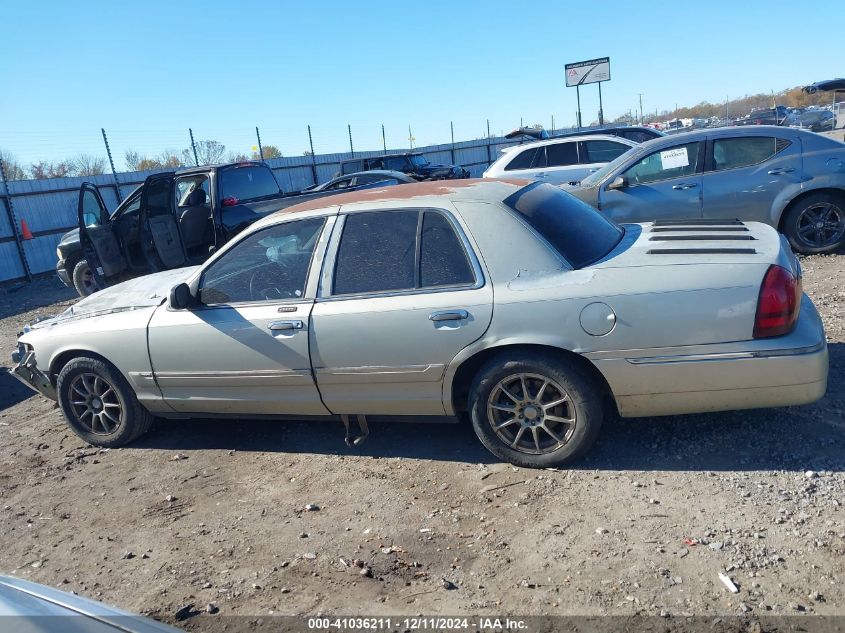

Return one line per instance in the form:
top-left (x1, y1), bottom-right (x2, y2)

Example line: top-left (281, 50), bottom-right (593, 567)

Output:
top-left (607, 175), bottom-right (628, 191)
top-left (169, 283), bottom-right (195, 310)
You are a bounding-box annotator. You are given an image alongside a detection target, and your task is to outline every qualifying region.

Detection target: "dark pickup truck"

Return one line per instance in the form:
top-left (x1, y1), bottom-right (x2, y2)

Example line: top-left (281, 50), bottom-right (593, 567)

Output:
top-left (58, 162), bottom-right (402, 296)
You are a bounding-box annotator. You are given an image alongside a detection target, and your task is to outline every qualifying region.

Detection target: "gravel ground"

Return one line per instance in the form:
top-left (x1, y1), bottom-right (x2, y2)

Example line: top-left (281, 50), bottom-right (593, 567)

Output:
top-left (0, 255), bottom-right (843, 630)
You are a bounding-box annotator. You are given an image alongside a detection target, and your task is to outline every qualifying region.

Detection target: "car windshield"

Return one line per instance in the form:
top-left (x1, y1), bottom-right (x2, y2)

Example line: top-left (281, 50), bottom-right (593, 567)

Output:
top-left (219, 165), bottom-right (282, 202)
top-left (579, 148), bottom-right (636, 186)
top-left (504, 182), bottom-right (624, 268)
top-left (409, 154), bottom-right (429, 167)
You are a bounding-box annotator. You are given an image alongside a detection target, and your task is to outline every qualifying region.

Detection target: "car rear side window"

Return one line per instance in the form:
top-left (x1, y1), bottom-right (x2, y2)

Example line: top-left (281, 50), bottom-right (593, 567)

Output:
top-left (620, 129), bottom-right (660, 143)
top-left (333, 209), bottom-right (476, 295)
top-left (712, 136), bottom-right (786, 171)
top-left (579, 140), bottom-right (630, 163)
top-left (545, 142), bottom-right (578, 167)
top-left (333, 210), bottom-right (418, 294)
top-left (420, 211), bottom-right (474, 287)
top-left (219, 166), bottom-right (281, 202)
top-left (505, 147), bottom-right (544, 171)
top-left (504, 182), bottom-right (623, 269)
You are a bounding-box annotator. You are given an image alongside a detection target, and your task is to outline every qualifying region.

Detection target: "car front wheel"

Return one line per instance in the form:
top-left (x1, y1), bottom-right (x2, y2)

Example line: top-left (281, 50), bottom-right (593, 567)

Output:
top-left (468, 353), bottom-right (604, 468)
top-left (783, 193), bottom-right (845, 254)
top-left (57, 356), bottom-right (154, 447)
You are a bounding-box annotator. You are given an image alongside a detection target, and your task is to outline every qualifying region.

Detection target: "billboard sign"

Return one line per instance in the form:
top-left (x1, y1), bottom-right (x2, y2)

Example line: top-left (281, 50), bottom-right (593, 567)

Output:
top-left (565, 57), bottom-right (611, 87)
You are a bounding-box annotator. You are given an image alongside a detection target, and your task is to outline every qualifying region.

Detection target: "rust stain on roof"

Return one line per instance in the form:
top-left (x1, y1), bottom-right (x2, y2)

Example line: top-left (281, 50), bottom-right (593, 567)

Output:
top-left (279, 178), bottom-right (530, 214)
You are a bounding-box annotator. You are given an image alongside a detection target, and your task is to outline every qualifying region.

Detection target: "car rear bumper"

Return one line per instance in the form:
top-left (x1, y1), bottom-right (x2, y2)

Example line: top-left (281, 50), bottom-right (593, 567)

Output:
top-left (9, 349), bottom-right (56, 401)
top-left (590, 294), bottom-right (828, 418)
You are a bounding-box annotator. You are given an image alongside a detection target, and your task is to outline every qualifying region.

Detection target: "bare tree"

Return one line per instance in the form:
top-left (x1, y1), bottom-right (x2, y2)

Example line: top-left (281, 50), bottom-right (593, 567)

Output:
top-left (73, 154), bottom-right (107, 176)
top-left (29, 160), bottom-right (73, 179)
top-left (124, 150), bottom-right (142, 171)
top-left (191, 140), bottom-right (226, 165)
top-left (156, 150), bottom-right (184, 169)
top-left (0, 149), bottom-right (26, 181)
top-left (226, 151), bottom-right (250, 163)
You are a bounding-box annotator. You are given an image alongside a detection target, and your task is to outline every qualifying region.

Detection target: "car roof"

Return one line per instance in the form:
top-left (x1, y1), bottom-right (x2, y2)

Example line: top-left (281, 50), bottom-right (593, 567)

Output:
top-left (503, 133), bottom-right (635, 153)
top-left (341, 152), bottom-right (420, 163)
top-left (276, 178), bottom-right (529, 216)
top-left (551, 125), bottom-right (663, 139)
top-left (343, 169), bottom-right (411, 179)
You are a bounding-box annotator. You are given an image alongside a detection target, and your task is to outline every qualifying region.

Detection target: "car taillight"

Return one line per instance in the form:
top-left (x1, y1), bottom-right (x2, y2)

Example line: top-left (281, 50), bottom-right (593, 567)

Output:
top-left (753, 265), bottom-right (801, 338)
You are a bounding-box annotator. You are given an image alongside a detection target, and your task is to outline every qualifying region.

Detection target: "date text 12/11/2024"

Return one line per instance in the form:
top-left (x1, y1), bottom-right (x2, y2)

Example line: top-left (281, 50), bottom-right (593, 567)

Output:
top-left (307, 617), bottom-right (528, 630)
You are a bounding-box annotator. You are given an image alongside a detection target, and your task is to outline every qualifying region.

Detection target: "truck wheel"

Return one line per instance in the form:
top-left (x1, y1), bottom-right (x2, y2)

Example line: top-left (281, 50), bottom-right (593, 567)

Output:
top-left (782, 193), bottom-right (845, 254)
top-left (72, 260), bottom-right (99, 297)
top-left (468, 352), bottom-right (604, 468)
top-left (57, 356), bottom-right (154, 447)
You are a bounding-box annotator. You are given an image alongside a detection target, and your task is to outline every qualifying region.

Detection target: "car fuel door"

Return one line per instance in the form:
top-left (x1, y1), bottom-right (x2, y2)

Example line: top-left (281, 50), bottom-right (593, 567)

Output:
top-left (139, 173), bottom-right (186, 271)
top-left (78, 182), bottom-right (126, 287)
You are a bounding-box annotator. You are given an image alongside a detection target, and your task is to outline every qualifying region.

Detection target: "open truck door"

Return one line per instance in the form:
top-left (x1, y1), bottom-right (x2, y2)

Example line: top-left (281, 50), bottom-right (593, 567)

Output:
top-left (78, 182), bottom-right (127, 288)
top-left (139, 172), bottom-right (187, 271)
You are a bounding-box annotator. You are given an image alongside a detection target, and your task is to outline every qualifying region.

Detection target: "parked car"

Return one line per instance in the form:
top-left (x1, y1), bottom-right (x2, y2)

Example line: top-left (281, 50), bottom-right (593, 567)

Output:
top-left (57, 162), bottom-right (409, 297)
top-left (337, 152), bottom-right (469, 180)
top-left (733, 106), bottom-right (789, 126)
top-left (505, 125), bottom-right (663, 144)
top-left (483, 134), bottom-right (638, 185)
top-left (304, 169), bottom-right (415, 192)
top-left (565, 126), bottom-right (845, 254)
top-left (12, 180), bottom-right (827, 468)
top-left (0, 574), bottom-right (180, 632)
top-left (785, 109), bottom-right (835, 132)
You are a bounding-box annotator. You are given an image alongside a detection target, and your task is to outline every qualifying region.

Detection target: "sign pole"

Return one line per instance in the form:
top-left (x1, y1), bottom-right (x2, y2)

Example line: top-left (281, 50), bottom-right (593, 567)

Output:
top-left (598, 81), bottom-right (604, 126)
top-left (576, 85), bottom-right (582, 129)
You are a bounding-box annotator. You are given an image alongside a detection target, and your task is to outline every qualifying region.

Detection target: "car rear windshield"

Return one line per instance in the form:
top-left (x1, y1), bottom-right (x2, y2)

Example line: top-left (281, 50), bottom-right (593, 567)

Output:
top-left (219, 165), bottom-right (281, 202)
top-left (503, 182), bottom-right (624, 268)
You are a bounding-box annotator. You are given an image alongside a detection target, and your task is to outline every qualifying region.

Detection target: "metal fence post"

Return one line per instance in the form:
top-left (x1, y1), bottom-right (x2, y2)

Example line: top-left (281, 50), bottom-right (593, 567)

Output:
top-left (101, 128), bottom-right (122, 203)
top-left (486, 119), bottom-right (492, 164)
top-left (307, 125), bottom-right (318, 185)
top-left (450, 121), bottom-right (456, 165)
top-left (348, 124), bottom-right (354, 157)
top-left (381, 125), bottom-right (387, 155)
top-left (0, 158), bottom-right (32, 282)
top-left (188, 128), bottom-right (199, 166)
top-left (255, 126), bottom-right (264, 160)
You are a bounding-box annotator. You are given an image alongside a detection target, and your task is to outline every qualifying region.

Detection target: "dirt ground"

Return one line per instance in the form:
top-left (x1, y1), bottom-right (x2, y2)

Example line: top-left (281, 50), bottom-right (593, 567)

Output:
top-left (0, 253), bottom-right (843, 630)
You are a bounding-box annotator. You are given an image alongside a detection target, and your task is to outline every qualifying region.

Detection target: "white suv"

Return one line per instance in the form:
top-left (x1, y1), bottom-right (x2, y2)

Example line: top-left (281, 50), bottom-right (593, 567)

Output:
top-left (483, 134), bottom-right (637, 185)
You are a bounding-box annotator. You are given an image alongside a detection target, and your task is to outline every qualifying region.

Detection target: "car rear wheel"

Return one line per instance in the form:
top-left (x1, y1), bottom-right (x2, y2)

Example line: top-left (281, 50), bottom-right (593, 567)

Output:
top-left (57, 357), bottom-right (154, 447)
top-left (783, 193), bottom-right (845, 254)
top-left (468, 353), bottom-right (604, 468)
top-left (72, 259), bottom-right (99, 297)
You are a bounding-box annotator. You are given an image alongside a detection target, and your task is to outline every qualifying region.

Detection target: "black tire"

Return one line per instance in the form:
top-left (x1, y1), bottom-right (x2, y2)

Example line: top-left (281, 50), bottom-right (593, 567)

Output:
top-left (72, 259), bottom-right (99, 297)
top-left (782, 192), bottom-right (845, 255)
top-left (468, 352), bottom-right (604, 468)
top-left (57, 356), bottom-right (154, 447)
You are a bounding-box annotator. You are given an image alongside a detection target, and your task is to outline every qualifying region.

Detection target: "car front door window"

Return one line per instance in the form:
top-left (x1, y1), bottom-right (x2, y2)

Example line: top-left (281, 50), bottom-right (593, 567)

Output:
top-left (623, 141), bottom-right (701, 185)
top-left (199, 217), bottom-right (325, 304)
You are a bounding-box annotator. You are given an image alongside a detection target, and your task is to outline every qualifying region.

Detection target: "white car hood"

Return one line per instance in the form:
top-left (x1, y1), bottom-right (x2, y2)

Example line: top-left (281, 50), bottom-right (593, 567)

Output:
top-left (31, 267), bottom-right (199, 328)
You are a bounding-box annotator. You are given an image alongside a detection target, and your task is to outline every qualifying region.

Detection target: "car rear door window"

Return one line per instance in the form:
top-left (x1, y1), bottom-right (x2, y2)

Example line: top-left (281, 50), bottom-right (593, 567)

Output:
top-left (420, 211), bottom-right (475, 287)
top-left (333, 210), bottom-right (418, 294)
top-left (623, 141), bottom-right (701, 185)
top-left (579, 140), bottom-right (630, 163)
top-left (712, 136), bottom-right (785, 171)
top-left (505, 147), bottom-right (545, 171)
top-left (545, 142), bottom-right (578, 167)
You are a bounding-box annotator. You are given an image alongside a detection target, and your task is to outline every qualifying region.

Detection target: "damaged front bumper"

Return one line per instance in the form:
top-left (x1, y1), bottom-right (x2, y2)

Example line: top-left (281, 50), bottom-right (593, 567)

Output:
top-left (10, 347), bottom-right (56, 401)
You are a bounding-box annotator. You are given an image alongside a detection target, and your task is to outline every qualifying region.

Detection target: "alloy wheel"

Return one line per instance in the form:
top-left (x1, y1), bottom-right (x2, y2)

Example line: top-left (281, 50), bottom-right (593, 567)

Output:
top-left (797, 203), bottom-right (845, 248)
top-left (487, 372), bottom-right (576, 455)
top-left (68, 373), bottom-right (123, 435)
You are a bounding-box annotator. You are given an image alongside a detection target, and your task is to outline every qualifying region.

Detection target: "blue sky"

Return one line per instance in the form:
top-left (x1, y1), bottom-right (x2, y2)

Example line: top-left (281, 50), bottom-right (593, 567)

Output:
top-left (1, 0), bottom-right (842, 169)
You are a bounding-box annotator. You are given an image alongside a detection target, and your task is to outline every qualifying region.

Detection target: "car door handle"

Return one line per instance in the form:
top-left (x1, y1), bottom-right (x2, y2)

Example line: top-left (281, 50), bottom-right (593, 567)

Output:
top-left (672, 182), bottom-right (698, 190)
top-left (767, 168), bottom-right (795, 175)
top-left (268, 320), bottom-right (304, 331)
top-left (429, 310), bottom-right (469, 322)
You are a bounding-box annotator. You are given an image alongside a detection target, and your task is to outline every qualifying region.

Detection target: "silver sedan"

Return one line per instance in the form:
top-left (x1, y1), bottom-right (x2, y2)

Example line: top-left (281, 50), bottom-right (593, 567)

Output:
top-left (11, 180), bottom-right (828, 467)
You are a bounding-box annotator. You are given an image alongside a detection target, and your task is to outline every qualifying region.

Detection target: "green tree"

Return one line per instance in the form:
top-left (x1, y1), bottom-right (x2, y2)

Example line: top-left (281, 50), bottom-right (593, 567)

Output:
top-left (252, 144), bottom-right (282, 160)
